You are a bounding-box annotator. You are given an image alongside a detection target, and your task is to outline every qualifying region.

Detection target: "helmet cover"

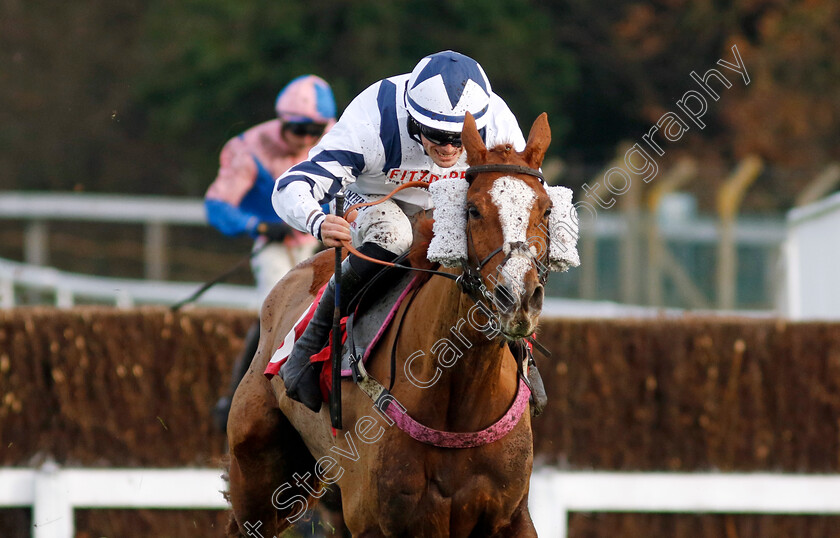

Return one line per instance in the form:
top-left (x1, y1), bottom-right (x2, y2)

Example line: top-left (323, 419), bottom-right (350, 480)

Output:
top-left (405, 51), bottom-right (491, 132)
top-left (275, 75), bottom-right (336, 123)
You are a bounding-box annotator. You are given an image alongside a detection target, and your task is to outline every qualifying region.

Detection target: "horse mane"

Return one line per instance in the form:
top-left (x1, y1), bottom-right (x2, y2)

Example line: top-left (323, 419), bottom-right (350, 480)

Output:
top-left (488, 142), bottom-right (517, 158)
top-left (408, 215), bottom-right (438, 285)
top-left (488, 142), bottom-right (520, 161)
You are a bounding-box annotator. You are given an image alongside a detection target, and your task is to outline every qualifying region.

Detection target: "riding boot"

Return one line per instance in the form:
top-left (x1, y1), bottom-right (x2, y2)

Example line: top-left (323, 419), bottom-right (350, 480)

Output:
top-left (281, 243), bottom-right (398, 412)
top-left (212, 322), bottom-right (260, 432)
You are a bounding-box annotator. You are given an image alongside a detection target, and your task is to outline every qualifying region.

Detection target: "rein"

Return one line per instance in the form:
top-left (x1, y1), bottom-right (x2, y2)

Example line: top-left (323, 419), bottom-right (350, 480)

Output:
top-left (340, 181), bottom-right (461, 283)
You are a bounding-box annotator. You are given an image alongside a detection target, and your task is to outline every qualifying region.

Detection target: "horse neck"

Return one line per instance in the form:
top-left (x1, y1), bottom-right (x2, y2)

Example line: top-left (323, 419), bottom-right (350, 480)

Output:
top-left (396, 271), bottom-right (518, 428)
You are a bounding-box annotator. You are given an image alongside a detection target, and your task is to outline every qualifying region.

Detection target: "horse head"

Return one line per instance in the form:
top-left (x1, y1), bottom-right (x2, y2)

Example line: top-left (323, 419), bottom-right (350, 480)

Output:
top-left (457, 112), bottom-right (554, 338)
top-left (426, 112), bottom-right (579, 340)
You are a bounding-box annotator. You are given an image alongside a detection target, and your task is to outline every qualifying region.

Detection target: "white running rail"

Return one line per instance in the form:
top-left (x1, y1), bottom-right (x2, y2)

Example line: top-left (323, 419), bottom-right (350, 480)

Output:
top-left (0, 192), bottom-right (786, 309)
top-left (0, 193), bottom-right (208, 281)
top-left (0, 257), bottom-right (259, 309)
top-left (529, 469), bottom-right (840, 537)
top-left (0, 465), bottom-right (228, 538)
top-left (0, 192), bottom-right (206, 223)
top-left (4, 466), bottom-right (840, 538)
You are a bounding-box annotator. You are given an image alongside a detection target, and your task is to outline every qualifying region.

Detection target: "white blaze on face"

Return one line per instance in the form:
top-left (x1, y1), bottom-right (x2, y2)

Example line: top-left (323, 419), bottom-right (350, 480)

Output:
top-left (489, 176), bottom-right (537, 295)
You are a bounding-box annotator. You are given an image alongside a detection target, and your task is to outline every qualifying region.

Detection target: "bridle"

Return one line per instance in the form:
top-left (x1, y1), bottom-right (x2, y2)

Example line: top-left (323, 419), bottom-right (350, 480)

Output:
top-left (340, 163), bottom-right (549, 301)
top-left (463, 163), bottom-right (544, 184)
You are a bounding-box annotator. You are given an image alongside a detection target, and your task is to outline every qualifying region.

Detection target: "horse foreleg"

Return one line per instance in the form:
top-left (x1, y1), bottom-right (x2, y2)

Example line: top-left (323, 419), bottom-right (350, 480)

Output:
top-left (495, 497), bottom-right (538, 538)
top-left (226, 373), bottom-right (317, 537)
top-left (315, 485), bottom-right (349, 536)
top-left (227, 444), bottom-right (288, 537)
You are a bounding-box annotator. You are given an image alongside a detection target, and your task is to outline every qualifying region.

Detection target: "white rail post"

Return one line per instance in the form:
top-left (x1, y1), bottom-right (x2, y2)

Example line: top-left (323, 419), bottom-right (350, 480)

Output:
top-left (32, 462), bottom-right (73, 538)
top-left (55, 288), bottom-right (74, 308)
top-left (24, 220), bottom-right (49, 267)
top-left (144, 221), bottom-right (168, 281)
top-left (530, 470), bottom-right (569, 538)
top-left (0, 277), bottom-right (14, 308)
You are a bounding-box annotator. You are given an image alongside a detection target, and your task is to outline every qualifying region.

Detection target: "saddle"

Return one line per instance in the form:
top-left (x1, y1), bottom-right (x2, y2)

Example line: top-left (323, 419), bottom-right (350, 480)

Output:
top-left (264, 263), bottom-right (416, 400)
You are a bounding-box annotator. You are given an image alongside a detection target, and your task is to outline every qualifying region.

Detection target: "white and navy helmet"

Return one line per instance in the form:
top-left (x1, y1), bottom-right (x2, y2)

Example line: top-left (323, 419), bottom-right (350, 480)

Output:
top-left (405, 51), bottom-right (492, 133)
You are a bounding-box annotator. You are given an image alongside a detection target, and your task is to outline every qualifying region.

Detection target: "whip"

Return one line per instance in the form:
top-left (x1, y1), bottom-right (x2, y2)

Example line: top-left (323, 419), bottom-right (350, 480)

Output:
top-left (170, 241), bottom-right (271, 312)
top-left (330, 193), bottom-right (345, 429)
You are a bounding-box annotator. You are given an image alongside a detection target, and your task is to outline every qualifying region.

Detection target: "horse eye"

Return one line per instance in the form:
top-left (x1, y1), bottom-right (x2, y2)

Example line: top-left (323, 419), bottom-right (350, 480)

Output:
top-left (543, 208), bottom-right (552, 219)
top-left (467, 206), bottom-right (481, 219)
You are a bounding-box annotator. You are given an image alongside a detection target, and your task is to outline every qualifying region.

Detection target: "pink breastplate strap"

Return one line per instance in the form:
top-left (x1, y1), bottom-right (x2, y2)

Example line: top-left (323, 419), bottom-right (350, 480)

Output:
top-left (354, 370), bottom-right (531, 448)
top-left (385, 378), bottom-right (531, 448)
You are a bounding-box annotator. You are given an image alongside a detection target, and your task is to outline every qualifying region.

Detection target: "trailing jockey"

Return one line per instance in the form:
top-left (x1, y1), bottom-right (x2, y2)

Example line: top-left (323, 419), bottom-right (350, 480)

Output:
top-left (206, 75), bottom-right (336, 431)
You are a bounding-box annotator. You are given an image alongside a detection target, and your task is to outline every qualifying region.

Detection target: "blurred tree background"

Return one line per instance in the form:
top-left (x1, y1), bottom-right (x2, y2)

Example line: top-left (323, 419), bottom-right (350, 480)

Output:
top-left (2, 0), bottom-right (839, 212)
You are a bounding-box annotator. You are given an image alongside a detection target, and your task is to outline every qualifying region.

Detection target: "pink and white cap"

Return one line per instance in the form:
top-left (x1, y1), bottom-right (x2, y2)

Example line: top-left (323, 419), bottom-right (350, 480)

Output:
top-left (275, 75), bottom-right (336, 124)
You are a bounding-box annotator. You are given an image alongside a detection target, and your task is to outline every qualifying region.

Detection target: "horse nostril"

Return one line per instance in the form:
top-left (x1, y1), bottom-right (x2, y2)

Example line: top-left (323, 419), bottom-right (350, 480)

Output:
top-left (494, 284), bottom-right (516, 312)
top-left (528, 284), bottom-right (544, 312)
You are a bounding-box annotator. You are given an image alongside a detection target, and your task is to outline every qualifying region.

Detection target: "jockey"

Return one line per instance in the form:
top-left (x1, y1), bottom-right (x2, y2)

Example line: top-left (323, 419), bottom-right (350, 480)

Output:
top-left (206, 75), bottom-right (336, 430)
top-left (273, 51), bottom-right (542, 413)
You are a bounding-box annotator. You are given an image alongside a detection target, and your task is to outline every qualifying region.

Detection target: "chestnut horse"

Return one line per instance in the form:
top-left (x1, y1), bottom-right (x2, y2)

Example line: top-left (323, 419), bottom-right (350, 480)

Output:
top-left (226, 112), bottom-right (556, 537)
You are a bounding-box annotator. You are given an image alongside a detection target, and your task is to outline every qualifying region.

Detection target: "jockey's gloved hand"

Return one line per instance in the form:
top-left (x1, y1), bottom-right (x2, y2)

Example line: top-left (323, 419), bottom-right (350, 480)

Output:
top-left (256, 222), bottom-right (294, 242)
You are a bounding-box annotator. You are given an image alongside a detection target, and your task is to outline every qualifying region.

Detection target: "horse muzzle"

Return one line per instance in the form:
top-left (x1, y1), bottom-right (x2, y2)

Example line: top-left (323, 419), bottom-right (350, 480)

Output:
top-left (492, 271), bottom-right (544, 339)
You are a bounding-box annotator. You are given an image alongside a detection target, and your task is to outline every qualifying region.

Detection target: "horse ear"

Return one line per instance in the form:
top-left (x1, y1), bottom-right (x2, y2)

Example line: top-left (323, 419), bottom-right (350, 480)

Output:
top-left (522, 113), bottom-right (551, 169)
top-left (462, 112), bottom-right (486, 165)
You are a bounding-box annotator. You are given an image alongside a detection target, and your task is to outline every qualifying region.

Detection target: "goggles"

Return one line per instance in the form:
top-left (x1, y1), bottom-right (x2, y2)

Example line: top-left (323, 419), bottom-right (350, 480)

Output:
top-left (409, 117), bottom-right (462, 147)
top-left (283, 121), bottom-right (327, 138)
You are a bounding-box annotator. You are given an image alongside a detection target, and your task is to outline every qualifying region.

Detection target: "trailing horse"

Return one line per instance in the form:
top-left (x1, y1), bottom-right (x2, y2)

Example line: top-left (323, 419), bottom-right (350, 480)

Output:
top-left (226, 111), bottom-right (578, 537)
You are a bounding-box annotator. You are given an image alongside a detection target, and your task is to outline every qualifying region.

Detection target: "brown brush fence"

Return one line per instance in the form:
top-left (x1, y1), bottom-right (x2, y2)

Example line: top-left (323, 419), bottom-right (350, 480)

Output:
top-left (1, 308), bottom-right (839, 536)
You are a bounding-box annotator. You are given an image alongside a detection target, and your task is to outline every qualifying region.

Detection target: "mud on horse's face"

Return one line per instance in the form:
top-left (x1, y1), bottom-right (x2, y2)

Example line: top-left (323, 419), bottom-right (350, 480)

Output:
top-left (461, 112), bottom-right (553, 339)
